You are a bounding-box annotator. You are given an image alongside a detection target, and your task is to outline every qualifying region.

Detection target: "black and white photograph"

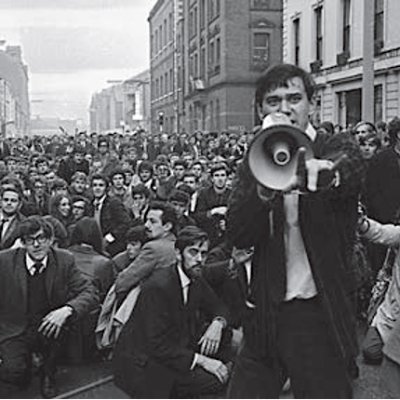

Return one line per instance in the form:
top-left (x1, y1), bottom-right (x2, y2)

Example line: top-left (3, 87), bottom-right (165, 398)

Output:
top-left (0, 0), bottom-right (399, 398)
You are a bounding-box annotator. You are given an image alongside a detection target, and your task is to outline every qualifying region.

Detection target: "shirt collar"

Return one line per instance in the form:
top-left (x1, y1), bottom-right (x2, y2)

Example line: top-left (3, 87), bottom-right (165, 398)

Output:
top-left (26, 253), bottom-right (48, 276)
top-left (177, 264), bottom-right (191, 289)
top-left (94, 195), bottom-right (106, 206)
top-left (0, 212), bottom-right (15, 222)
top-left (305, 123), bottom-right (317, 141)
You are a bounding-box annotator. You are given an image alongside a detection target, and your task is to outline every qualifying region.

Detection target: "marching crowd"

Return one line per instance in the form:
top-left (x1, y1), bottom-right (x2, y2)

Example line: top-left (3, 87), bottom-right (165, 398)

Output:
top-left (1, 63), bottom-right (400, 398)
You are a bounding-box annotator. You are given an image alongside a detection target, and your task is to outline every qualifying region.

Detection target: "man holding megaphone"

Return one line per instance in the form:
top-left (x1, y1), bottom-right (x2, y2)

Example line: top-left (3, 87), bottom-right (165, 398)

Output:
top-left (226, 64), bottom-right (365, 398)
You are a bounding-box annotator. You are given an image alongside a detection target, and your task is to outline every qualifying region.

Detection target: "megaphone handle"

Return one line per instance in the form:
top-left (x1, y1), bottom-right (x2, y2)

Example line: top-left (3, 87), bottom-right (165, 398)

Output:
top-left (295, 147), bottom-right (307, 192)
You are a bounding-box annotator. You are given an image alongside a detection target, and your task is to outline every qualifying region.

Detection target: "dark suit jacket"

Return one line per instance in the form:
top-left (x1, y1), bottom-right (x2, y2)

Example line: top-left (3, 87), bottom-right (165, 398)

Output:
top-left (0, 141), bottom-right (10, 160)
top-left (204, 243), bottom-right (251, 328)
top-left (364, 147), bottom-right (400, 223)
top-left (21, 193), bottom-right (50, 217)
top-left (194, 186), bottom-right (231, 246)
top-left (90, 196), bottom-right (131, 256)
top-left (57, 157), bottom-right (90, 184)
top-left (0, 212), bottom-right (25, 250)
top-left (0, 247), bottom-right (99, 344)
top-left (68, 244), bottom-right (115, 302)
top-left (113, 265), bottom-right (228, 398)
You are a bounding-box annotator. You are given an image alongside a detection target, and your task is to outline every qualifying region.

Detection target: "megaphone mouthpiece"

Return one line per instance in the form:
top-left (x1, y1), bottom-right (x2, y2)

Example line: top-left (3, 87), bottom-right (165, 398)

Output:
top-left (248, 123), bottom-right (314, 191)
top-left (271, 142), bottom-right (291, 166)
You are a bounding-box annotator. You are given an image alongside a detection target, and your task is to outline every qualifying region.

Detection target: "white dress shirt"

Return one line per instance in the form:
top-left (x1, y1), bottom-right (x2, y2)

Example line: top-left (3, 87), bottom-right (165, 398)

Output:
top-left (284, 124), bottom-right (318, 301)
top-left (26, 253), bottom-right (48, 276)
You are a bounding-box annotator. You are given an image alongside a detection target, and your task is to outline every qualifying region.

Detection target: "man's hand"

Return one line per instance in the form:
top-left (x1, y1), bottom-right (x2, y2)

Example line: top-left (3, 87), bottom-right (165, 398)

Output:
top-left (210, 206), bottom-right (227, 216)
top-left (198, 319), bottom-right (224, 356)
top-left (275, 148), bottom-right (336, 193)
top-left (232, 247), bottom-right (252, 265)
top-left (196, 354), bottom-right (229, 383)
top-left (304, 158), bottom-right (335, 192)
top-left (38, 306), bottom-right (73, 339)
top-left (218, 219), bottom-right (226, 232)
top-left (256, 185), bottom-right (277, 202)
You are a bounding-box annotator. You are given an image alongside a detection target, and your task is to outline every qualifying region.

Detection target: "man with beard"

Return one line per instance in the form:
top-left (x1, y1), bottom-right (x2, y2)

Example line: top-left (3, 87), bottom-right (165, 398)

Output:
top-left (114, 200), bottom-right (177, 300)
top-left (194, 163), bottom-right (231, 247)
top-left (113, 226), bottom-right (230, 398)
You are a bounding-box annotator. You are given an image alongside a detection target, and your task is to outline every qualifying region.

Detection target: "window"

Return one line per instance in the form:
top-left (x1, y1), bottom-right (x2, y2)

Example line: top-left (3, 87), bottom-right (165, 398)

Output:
top-left (189, 10), bottom-right (194, 37)
top-left (164, 19), bottom-right (167, 46)
top-left (200, 47), bottom-right (206, 78)
top-left (194, 6), bottom-right (198, 34)
top-left (210, 100), bottom-right (214, 130)
top-left (374, 0), bottom-right (384, 45)
top-left (189, 55), bottom-right (194, 77)
top-left (215, 99), bottom-right (220, 131)
top-left (251, 0), bottom-right (270, 9)
top-left (208, 0), bottom-right (220, 21)
top-left (169, 12), bottom-right (173, 41)
top-left (342, 0), bottom-right (351, 54)
top-left (209, 40), bottom-right (215, 66)
top-left (194, 53), bottom-right (199, 77)
top-left (170, 69), bottom-right (174, 94)
top-left (200, 0), bottom-right (206, 29)
top-left (216, 37), bottom-right (221, 65)
top-left (165, 72), bottom-right (168, 94)
top-left (177, 66), bottom-right (182, 89)
top-left (208, 0), bottom-right (213, 21)
top-left (315, 6), bottom-right (323, 61)
top-left (160, 25), bottom-right (163, 50)
top-left (293, 18), bottom-right (300, 65)
top-left (253, 32), bottom-right (269, 66)
top-left (374, 85), bottom-right (383, 122)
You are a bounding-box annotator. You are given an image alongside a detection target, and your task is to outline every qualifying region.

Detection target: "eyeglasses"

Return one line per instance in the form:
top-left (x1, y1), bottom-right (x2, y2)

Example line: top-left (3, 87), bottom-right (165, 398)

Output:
top-left (72, 204), bottom-right (85, 210)
top-left (24, 234), bottom-right (49, 245)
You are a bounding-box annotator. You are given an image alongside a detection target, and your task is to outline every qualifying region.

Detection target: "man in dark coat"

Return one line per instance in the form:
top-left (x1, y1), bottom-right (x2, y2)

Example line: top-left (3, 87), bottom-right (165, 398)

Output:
top-left (90, 173), bottom-right (131, 256)
top-left (226, 64), bottom-right (365, 398)
top-left (57, 145), bottom-right (89, 184)
top-left (0, 186), bottom-right (26, 249)
top-left (0, 216), bottom-right (98, 398)
top-left (194, 163), bottom-right (231, 247)
top-left (113, 226), bottom-right (230, 398)
top-left (22, 175), bottom-right (50, 217)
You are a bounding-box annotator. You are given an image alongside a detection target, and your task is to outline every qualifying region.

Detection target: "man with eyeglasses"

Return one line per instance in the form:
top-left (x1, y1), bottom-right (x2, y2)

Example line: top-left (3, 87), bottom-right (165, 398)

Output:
top-left (0, 216), bottom-right (98, 398)
top-left (22, 176), bottom-right (50, 217)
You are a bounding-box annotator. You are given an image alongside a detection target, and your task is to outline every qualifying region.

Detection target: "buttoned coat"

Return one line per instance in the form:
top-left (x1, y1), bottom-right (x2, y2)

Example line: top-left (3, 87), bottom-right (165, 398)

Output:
top-left (227, 132), bottom-right (365, 366)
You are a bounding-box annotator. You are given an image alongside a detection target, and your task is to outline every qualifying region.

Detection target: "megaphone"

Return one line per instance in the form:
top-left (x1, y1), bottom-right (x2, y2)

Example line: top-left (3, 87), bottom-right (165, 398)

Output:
top-left (248, 114), bottom-right (314, 191)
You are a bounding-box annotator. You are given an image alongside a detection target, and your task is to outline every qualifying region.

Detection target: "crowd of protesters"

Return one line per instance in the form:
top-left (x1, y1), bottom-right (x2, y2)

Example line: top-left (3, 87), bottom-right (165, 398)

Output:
top-left (2, 66), bottom-right (400, 398)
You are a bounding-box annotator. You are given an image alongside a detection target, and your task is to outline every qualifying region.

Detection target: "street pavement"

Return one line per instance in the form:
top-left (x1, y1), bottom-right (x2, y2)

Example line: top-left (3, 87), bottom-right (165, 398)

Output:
top-left (58, 358), bottom-right (393, 399)
top-left (12, 329), bottom-right (395, 398)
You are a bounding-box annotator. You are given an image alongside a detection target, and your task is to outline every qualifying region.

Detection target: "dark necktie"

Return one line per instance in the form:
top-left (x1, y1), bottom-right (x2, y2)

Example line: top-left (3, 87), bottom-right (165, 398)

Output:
top-left (32, 262), bottom-right (43, 276)
top-left (0, 217), bottom-right (9, 240)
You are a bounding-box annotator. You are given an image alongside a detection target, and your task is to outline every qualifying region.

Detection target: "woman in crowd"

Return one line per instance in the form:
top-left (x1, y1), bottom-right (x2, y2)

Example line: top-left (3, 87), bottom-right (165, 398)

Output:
top-left (49, 192), bottom-right (73, 230)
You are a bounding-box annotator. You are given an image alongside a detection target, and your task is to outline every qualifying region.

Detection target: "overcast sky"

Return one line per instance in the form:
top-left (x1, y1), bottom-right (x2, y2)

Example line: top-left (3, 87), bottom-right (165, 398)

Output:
top-left (0, 0), bottom-right (153, 124)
